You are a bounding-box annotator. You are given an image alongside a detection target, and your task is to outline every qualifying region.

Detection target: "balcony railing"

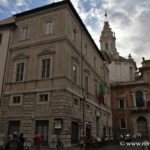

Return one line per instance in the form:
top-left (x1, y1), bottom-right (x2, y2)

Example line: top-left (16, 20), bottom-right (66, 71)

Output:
top-left (130, 106), bottom-right (149, 113)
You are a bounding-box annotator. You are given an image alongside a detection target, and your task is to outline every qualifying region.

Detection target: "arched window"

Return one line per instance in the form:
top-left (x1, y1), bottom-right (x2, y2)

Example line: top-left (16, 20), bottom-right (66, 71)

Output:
top-left (135, 91), bottom-right (144, 107)
top-left (137, 116), bottom-right (148, 136)
top-left (105, 42), bottom-right (108, 50)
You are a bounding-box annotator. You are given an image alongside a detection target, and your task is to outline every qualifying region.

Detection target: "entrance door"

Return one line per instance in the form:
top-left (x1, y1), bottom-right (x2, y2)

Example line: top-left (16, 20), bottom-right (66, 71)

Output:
top-left (103, 127), bottom-right (106, 138)
top-left (8, 121), bottom-right (20, 135)
top-left (137, 117), bottom-right (148, 137)
top-left (86, 123), bottom-right (91, 139)
top-left (71, 122), bottom-right (79, 144)
top-left (35, 120), bottom-right (49, 145)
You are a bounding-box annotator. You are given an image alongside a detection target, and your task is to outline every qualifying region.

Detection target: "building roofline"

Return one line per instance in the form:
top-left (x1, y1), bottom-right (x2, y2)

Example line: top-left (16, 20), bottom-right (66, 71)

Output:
top-left (13, 0), bottom-right (105, 61)
top-left (0, 17), bottom-right (15, 28)
top-left (110, 80), bottom-right (149, 88)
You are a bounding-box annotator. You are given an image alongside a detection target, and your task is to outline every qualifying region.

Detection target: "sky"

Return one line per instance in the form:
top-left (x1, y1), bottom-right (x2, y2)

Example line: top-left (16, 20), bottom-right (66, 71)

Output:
top-left (0, 0), bottom-right (150, 67)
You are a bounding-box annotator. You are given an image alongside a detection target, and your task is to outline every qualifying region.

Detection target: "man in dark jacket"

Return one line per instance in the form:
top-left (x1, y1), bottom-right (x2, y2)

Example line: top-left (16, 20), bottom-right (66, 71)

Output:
top-left (4, 132), bottom-right (24, 150)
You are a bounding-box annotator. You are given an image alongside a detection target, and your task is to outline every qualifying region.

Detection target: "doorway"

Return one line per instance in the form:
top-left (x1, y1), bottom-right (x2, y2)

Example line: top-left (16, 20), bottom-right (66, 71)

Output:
top-left (137, 117), bottom-right (148, 137)
top-left (35, 120), bottom-right (49, 145)
top-left (71, 122), bottom-right (79, 144)
top-left (8, 121), bottom-right (20, 135)
top-left (86, 123), bottom-right (91, 140)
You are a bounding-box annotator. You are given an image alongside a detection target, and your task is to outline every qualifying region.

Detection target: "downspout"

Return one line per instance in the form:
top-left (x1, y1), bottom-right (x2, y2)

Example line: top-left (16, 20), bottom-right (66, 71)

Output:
top-left (80, 29), bottom-right (85, 137)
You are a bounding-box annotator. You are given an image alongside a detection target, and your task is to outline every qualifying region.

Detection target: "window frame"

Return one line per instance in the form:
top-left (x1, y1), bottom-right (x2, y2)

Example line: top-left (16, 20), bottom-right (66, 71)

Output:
top-left (84, 75), bottom-right (89, 93)
top-left (44, 21), bottom-right (54, 35)
top-left (73, 98), bottom-right (79, 108)
top-left (10, 95), bottom-right (23, 106)
top-left (86, 103), bottom-right (90, 111)
top-left (94, 83), bottom-right (98, 98)
top-left (39, 55), bottom-right (52, 79)
top-left (20, 26), bottom-right (29, 40)
top-left (72, 63), bottom-right (78, 84)
top-left (37, 93), bottom-right (50, 104)
top-left (14, 60), bottom-right (26, 82)
top-left (117, 96), bottom-right (125, 108)
top-left (119, 118), bottom-right (126, 129)
top-left (72, 28), bottom-right (76, 41)
top-left (105, 42), bottom-right (108, 50)
top-left (135, 90), bottom-right (145, 107)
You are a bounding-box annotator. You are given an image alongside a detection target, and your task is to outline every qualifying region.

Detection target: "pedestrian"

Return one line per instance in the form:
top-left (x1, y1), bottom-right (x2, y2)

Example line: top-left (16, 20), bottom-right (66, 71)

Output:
top-left (79, 136), bottom-right (85, 150)
top-left (34, 131), bottom-right (43, 150)
top-left (4, 132), bottom-right (24, 150)
top-left (19, 133), bottom-right (25, 149)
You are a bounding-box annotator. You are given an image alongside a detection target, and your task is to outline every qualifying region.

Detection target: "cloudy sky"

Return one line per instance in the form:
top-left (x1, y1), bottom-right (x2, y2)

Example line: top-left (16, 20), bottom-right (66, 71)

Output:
top-left (0, 0), bottom-right (150, 67)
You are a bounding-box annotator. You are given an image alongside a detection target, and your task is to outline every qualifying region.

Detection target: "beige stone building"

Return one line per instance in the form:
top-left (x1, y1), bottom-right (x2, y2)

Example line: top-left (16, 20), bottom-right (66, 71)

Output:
top-left (0, 18), bottom-right (15, 107)
top-left (0, 0), bottom-right (112, 147)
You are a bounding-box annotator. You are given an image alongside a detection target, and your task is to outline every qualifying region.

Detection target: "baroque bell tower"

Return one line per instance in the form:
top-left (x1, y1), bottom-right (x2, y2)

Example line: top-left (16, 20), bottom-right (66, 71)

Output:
top-left (100, 12), bottom-right (119, 59)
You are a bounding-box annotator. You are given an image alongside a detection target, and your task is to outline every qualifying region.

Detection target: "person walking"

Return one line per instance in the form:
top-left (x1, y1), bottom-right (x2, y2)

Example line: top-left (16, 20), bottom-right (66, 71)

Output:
top-left (34, 131), bottom-right (43, 150)
top-left (4, 132), bottom-right (24, 150)
top-left (19, 133), bottom-right (25, 149)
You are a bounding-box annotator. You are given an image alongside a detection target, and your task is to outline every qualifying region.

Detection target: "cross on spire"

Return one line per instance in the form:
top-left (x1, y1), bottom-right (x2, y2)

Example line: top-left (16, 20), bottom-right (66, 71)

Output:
top-left (105, 9), bottom-right (108, 21)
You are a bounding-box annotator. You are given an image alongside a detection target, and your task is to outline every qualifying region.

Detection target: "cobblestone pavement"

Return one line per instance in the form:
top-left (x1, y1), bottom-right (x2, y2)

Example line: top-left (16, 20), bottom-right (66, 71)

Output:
top-left (38, 144), bottom-right (143, 150)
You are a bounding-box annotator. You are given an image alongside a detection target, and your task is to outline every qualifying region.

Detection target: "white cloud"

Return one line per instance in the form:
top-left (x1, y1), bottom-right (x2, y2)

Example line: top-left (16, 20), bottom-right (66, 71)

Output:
top-left (95, 0), bottom-right (150, 66)
top-left (0, 0), bottom-right (150, 67)
top-left (16, 0), bottom-right (27, 7)
top-left (0, 0), bottom-right (8, 7)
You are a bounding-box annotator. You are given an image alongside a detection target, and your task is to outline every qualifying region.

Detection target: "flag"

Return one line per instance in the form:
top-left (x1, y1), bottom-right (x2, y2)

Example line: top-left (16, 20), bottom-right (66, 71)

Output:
top-left (98, 81), bottom-right (105, 105)
top-left (147, 100), bottom-right (150, 107)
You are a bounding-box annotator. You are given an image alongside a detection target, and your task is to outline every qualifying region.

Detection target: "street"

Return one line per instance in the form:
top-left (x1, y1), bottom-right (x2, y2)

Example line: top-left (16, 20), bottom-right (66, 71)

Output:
top-left (64, 144), bottom-right (143, 150)
top-left (45, 144), bottom-right (144, 150)
top-left (97, 144), bottom-right (143, 150)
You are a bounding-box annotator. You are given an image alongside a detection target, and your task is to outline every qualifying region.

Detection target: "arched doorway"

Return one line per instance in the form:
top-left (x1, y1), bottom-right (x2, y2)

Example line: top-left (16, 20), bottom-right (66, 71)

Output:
top-left (137, 117), bottom-right (148, 137)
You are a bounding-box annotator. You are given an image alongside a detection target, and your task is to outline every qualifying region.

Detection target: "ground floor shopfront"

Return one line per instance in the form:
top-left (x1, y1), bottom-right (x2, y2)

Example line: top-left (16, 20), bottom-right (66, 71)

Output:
top-left (0, 89), bottom-right (112, 147)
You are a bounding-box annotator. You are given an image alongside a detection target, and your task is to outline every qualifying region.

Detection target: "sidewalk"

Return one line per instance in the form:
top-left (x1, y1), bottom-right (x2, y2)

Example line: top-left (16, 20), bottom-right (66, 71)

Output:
top-left (39, 145), bottom-right (81, 150)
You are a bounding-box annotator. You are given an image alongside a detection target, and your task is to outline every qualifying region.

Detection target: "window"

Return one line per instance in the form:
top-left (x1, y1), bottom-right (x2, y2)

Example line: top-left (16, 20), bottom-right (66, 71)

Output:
top-left (10, 95), bottom-right (22, 106)
top-left (21, 27), bottom-right (29, 40)
top-left (44, 21), bottom-right (53, 35)
top-left (120, 118), bottom-right (126, 129)
top-left (117, 97), bottom-right (125, 108)
top-left (111, 43), bottom-right (113, 49)
top-left (8, 121), bottom-right (20, 135)
top-left (0, 33), bottom-right (2, 44)
top-left (72, 28), bottom-right (76, 41)
top-left (73, 64), bottom-right (78, 84)
top-left (86, 104), bottom-right (90, 111)
top-left (13, 96), bottom-right (21, 104)
top-left (41, 58), bottom-right (51, 79)
top-left (95, 84), bottom-right (97, 98)
top-left (83, 45), bottom-right (87, 56)
top-left (15, 62), bottom-right (25, 81)
top-left (119, 99), bottom-right (124, 108)
top-left (94, 57), bottom-right (97, 69)
top-left (39, 94), bottom-right (49, 102)
top-left (84, 76), bottom-right (88, 92)
top-left (105, 42), bottom-right (108, 50)
top-left (135, 91), bottom-right (144, 107)
top-left (74, 98), bottom-right (78, 106)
